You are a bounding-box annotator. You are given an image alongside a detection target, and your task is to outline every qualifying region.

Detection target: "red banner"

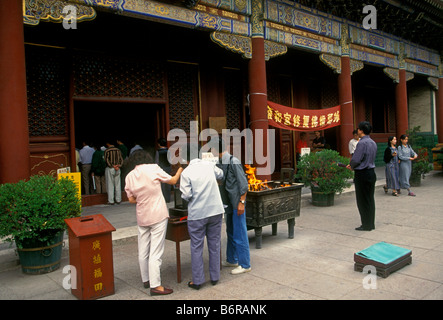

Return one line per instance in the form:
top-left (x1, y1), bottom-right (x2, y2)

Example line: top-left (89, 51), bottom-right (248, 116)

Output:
top-left (267, 101), bottom-right (341, 132)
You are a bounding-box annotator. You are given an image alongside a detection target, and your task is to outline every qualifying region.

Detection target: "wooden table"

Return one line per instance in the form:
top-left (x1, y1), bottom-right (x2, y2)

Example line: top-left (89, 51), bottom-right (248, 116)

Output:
top-left (165, 215), bottom-right (190, 283)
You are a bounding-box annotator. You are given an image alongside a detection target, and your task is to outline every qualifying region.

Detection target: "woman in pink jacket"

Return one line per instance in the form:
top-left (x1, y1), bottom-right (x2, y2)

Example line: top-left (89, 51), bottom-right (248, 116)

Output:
top-left (124, 150), bottom-right (183, 296)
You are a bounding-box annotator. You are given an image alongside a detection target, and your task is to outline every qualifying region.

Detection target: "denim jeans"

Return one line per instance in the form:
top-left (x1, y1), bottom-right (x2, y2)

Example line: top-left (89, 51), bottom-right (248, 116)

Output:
top-left (225, 209), bottom-right (250, 269)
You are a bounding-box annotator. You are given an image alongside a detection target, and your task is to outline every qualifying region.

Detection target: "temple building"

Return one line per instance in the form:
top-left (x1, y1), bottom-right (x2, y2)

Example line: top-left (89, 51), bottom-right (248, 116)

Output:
top-left (0, 0), bottom-right (442, 205)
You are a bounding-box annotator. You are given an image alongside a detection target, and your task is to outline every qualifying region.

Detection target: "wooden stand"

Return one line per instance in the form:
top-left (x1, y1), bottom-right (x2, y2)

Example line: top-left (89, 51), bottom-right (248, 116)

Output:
top-left (165, 214), bottom-right (190, 283)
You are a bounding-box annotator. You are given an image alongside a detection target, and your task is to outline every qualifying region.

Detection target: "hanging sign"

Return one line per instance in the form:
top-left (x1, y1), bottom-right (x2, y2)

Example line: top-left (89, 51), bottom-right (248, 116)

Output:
top-left (267, 101), bottom-right (341, 131)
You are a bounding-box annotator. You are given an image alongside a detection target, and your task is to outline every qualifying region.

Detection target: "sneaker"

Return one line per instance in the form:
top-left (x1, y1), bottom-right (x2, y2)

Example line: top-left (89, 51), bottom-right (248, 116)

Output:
top-left (222, 261), bottom-right (238, 267)
top-left (231, 266), bottom-right (251, 275)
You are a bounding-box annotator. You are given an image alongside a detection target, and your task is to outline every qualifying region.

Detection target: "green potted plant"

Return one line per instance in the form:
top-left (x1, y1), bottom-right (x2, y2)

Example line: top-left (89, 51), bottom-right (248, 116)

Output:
top-left (296, 149), bottom-right (354, 206)
top-left (407, 126), bottom-right (433, 186)
top-left (0, 175), bottom-right (81, 274)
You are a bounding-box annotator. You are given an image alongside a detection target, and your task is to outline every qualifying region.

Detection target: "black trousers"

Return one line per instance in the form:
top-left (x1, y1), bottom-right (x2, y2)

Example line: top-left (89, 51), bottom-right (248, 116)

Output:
top-left (354, 168), bottom-right (376, 229)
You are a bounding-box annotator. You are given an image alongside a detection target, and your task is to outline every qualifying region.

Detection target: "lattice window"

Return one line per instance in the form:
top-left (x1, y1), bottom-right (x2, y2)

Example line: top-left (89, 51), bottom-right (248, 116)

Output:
top-left (26, 45), bottom-right (68, 137)
top-left (224, 69), bottom-right (243, 130)
top-left (387, 103), bottom-right (396, 132)
top-left (167, 62), bottom-right (198, 133)
top-left (308, 83), bottom-right (321, 109)
top-left (73, 52), bottom-right (165, 99)
top-left (267, 76), bottom-right (280, 102)
top-left (321, 82), bottom-right (339, 107)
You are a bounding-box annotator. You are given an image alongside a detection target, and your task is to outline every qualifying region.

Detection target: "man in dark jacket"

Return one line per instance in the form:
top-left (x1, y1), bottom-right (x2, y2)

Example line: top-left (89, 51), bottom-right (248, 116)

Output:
top-left (91, 144), bottom-right (107, 194)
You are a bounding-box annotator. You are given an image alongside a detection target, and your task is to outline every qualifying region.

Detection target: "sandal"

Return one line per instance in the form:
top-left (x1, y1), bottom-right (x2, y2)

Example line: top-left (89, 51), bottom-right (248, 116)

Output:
top-left (408, 192), bottom-right (416, 197)
top-left (392, 192), bottom-right (398, 196)
top-left (383, 185), bottom-right (388, 194)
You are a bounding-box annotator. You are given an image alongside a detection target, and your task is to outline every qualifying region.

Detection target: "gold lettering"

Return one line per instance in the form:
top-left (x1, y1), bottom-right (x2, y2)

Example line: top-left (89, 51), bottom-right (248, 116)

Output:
top-left (284, 113), bottom-right (292, 126)
top-left (333, 111), bottom-right (340, 123)
top-left (267, 106), bottom-right (273, 120)
top-left (94, 268), bottom-right (103, 279)
top-left (319, 115), bottom-right (326, 127)
top-left (94, 282), bottom-right (103, 292)
top-left (311, 115), bottom-right (318, 128)
top-left (302, 115), bottom-right (310, 128)
top-left (93, 254), bottom-right (102, 265)
top-left (293, 115), bottom-right (301, 127)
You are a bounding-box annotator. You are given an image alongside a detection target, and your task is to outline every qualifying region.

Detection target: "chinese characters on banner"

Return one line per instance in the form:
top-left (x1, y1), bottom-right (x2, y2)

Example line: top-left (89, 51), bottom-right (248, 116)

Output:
top-left (267, 101), bottom-right (341, 131)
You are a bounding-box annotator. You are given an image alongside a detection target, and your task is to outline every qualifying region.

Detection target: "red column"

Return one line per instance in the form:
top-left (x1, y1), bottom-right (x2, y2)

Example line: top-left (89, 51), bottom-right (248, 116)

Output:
top-left (395, 69), bottom-right (409, 139)
top-left (338, 56), bottom-right (354, 157)
top-left (248, 37), bottom-right (271, 180)
top-left (0, 0), bottom-right (30, 184)
top-left (437, 77), bottom-right (443, 143)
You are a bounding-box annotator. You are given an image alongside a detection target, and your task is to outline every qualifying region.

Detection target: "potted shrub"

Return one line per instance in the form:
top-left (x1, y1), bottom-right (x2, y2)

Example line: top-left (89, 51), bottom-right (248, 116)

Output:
top-left (296, 149), bottom-right (354, 206)
top-left (0, 175), bottom-right (81, 274)
top-left (407, 126), bottom-right (433, 186)
top-left (410, 147), bottom-right (433, 186)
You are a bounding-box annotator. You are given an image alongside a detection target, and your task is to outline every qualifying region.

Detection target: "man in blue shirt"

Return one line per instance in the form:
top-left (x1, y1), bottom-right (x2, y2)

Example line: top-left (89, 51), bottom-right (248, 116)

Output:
top-left (348, 121), bottom-right (377, 231)
top-left (79, 141), bottom-right (95, 195)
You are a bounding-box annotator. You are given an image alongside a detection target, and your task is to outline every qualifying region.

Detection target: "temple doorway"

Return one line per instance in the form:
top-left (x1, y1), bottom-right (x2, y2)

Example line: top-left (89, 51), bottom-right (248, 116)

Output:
top-left (74, 100), bottom-right (166, 154)
top-left (74, 100), bottom-right (166, 205)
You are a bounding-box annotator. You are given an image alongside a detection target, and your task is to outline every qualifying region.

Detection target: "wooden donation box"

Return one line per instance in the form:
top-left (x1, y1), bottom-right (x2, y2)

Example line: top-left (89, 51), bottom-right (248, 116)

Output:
top-left (65, 214), bottom-right (116, 300)
top-left (354, 242), bottom-right (412, 278)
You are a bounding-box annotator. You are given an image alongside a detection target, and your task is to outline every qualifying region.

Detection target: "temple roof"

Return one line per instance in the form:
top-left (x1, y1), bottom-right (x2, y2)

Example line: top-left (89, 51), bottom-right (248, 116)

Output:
top-left (294, 0), bottom-right (443, 52)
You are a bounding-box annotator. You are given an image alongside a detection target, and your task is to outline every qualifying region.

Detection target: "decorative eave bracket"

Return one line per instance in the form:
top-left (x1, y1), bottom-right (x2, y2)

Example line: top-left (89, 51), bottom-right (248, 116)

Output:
top-left (383, 67), bottom-right (415, 83)
top-left (23, 0), bottom-right (96, 26)
top-left (319, 53), bottom-right (364, 75)
top-left (210, 31), bottom-right (287, 61)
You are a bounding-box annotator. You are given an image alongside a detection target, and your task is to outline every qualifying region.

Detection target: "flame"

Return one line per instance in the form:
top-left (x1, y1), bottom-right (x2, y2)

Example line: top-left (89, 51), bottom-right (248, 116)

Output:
top-left (245, 165), bottom-right (291, 191)
top-left (245, 165), bottom-right (264, 191)
top-left (245, 165), bottom-right (270, 191)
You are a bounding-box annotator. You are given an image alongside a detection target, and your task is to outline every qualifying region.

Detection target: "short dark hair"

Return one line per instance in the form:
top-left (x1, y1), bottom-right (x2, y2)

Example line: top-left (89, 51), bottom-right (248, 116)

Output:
top-left (358, 121), bottom-right (372, 135)
top-left (129, 150), bottom-right (153, 166)
top-left (352, 130), bottom-right (358, 135)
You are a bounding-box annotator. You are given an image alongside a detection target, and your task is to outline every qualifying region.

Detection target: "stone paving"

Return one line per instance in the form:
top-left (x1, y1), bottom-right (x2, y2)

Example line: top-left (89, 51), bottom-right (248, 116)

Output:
top-left (1, 168), bottom-right (442, 303)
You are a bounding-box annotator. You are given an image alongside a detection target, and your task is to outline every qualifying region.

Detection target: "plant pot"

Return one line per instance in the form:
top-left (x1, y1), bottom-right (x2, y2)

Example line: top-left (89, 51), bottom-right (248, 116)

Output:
top-left (311, 190), bottom-right (335, 207)
top-left (16, 231), bottom-right (64, 274)
top-left (409, 174), bottom-right (421, 187)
